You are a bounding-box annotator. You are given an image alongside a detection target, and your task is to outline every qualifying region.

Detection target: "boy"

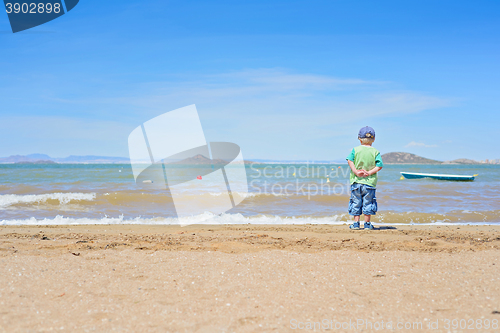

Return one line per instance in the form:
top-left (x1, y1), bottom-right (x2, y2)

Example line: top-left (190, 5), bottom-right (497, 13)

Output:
top-left (346, 126), bottom-right (383, 230)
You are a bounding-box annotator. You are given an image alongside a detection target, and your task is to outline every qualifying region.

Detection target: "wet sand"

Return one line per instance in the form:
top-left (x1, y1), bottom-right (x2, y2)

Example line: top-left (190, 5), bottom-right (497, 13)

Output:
top-left (1, 224), bottom-right (500, 332)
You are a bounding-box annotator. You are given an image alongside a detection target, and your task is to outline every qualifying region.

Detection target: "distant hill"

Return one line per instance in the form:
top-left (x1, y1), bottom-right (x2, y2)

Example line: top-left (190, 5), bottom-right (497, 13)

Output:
top-left (0, 153), bottom-right (489, 165)
top-left (381, 152), bottom-right (442, 164)
top-left (14, 160), bottom-right (57, 165)
top-left (170, 154), bottom-right (227, 165)
top-left (0, 154), bottom-right (129, 164)
top-left (167, 154), bottom-right (261, 165)
top-left (59, 155), bottom-right (129, 163)
top-left (0, 153), bottom-right (260, 165)
top-left (250, 159), bottom-right (345, 164)
top-left (0, 155), bottom-right (37, 163)
top-left (443, 158), bottom-right (481, 164)
top-left (26, 153), bottom-right (52, 160)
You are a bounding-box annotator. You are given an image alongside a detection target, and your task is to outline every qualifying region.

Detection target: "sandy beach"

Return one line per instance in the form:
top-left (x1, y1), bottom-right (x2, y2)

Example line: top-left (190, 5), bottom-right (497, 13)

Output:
top-left (0, 224), bottom-right (499, 332)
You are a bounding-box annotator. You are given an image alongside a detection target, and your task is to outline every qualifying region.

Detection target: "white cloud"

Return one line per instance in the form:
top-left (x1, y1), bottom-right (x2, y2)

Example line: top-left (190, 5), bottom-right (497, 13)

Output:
top-left (107, 70), bottom-right (451, 158)
top-left (405, 141), bottom-right (438, 148)
top-left (99, 68), bottom-right (451, 123)
top-left (1, 68), bottom-right (452, 158)
top-left (40, 68), bottom-right (451, 126)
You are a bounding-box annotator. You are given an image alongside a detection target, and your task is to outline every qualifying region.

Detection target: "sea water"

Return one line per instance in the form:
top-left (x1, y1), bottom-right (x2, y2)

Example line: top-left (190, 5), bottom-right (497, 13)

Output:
top-left (0, 163), bottom-right (499, 225)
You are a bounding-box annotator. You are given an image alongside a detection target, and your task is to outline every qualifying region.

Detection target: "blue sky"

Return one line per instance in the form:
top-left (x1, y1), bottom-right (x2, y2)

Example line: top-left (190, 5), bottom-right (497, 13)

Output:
top-left (0, 0), bottom-right (499, 161)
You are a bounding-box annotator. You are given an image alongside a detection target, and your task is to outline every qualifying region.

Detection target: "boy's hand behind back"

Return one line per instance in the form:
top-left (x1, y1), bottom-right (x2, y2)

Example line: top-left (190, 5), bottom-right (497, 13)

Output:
top-left (355, 169), bottom-right (369, 178)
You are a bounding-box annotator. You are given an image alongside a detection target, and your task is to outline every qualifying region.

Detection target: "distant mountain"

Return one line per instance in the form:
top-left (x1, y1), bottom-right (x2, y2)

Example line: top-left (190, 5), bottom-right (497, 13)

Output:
top-left (15, 160), bottom-right (57, 165)
top-left (249, 159), bottom-right (345, 164)
top-left (381, 152), bottom-right (442, 164)
top-left (0, 153), bottom-right (489, 165)
top-left (0, 154), bottom-right (129, 164)
top-left (443, 158), bottom-right (481, 164)
top-left (26, 153), bottom-right (52, 160)
top-left (0, 155), bottom-right (36, 163)
top-left (170, 154), bottom-right (230, 165)
top-left (58, 155), bottom-right (129, 163)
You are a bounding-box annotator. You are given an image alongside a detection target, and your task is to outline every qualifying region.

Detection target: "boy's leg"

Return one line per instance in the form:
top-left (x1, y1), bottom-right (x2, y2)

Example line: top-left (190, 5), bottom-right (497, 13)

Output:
top-left (348, 184), bottom-right (362, 229)
top-left (360, 185), bottom-right (377, 230)
top-left (350, 216), bottom-right (361, 229)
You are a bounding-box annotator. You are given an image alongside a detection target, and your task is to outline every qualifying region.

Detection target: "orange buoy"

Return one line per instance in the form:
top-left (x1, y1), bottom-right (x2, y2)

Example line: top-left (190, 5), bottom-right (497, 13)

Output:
top-left (197, 175), bottom-right (202, 180)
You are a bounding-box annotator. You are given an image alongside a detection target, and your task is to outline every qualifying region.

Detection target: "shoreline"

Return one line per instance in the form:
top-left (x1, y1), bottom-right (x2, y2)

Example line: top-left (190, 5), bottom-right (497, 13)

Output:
top-left (2, 224), bottom-right (500, 253)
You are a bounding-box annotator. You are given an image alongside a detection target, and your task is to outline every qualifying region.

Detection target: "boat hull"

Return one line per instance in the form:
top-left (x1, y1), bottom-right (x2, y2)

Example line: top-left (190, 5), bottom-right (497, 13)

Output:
top-left (400, 172), bottom-right (475, 181)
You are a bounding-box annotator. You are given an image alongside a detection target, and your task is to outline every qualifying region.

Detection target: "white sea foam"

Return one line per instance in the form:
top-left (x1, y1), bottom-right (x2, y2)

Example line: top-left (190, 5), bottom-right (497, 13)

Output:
top-left (208, 191), bottom-right (288, 197)
top-left (0, 212), bottom-right (346, 226)
top-left (238, 192), bottom-right (290, 197)
top-left (0, 193), bottom-right (96, 209)
top-left (1, 212), bottom-right (497, 226)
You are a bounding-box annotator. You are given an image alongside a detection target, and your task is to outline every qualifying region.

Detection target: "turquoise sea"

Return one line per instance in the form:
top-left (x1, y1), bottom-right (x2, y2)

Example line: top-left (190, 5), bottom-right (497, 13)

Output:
top-left (0, 163), bottom-right (499, 225)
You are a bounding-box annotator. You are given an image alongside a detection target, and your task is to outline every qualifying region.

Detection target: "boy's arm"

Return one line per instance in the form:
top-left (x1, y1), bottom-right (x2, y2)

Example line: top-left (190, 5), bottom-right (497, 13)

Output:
top-left (366, 152), bottom-right (383, 176)
top-left (348, 160), bottom-right (369, 177)
top-left (366, 166), bottom-right (382, 176)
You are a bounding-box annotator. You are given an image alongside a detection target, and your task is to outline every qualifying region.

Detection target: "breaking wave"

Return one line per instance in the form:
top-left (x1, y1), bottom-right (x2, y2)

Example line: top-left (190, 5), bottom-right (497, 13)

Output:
top-left (1, 211), bottom-right (499, 226)
top-left (0, 193), bottom-right (96, 209)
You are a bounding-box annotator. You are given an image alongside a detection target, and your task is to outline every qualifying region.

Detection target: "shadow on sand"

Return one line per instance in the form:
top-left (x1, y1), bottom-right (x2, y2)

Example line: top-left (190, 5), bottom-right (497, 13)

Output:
top-left (375, 226), bottom-right (397, 230)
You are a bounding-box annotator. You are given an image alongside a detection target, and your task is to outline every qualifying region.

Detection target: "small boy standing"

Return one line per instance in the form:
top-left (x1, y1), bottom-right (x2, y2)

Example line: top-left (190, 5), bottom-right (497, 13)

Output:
top-left (346, 126), bottom-right (383, 230)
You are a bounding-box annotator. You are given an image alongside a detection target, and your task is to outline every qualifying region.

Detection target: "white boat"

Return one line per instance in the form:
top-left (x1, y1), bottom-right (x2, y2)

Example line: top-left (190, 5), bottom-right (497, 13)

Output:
top-left (400, 172), bottom-right (477, 181)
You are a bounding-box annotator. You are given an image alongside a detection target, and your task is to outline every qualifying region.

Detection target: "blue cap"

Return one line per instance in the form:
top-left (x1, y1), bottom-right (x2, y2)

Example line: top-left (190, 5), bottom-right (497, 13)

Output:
top-left (358, 126), bottom-right (375, 139)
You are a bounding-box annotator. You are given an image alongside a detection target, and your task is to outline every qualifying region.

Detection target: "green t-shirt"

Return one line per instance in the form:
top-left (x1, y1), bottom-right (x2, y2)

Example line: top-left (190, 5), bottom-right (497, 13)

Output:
top-left (346, 145), bottom-right (384, 188)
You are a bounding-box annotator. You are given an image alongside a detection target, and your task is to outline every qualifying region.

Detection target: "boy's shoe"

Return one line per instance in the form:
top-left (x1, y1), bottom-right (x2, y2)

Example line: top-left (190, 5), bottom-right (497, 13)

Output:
top-left (349, 222), bottom-right (360, 230)
top-left (364, 222), bottom-right (374, 230)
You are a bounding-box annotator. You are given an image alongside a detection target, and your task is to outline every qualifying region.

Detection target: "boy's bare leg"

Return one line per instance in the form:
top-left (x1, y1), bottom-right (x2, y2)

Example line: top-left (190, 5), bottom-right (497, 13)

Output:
top-left (354, 216), bottom-right (360, 222)
top-left (364, 215), bottom-right (371, 223)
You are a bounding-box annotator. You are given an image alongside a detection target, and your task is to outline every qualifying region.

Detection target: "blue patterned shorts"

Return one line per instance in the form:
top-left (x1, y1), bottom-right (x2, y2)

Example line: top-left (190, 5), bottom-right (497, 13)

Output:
top-left (348, 183), bottom-right (378, 216)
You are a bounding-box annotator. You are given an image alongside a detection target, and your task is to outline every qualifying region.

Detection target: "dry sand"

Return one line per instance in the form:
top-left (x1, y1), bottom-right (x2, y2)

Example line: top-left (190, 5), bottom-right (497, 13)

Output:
top-left (1, 224), bottom-right (500, 332)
